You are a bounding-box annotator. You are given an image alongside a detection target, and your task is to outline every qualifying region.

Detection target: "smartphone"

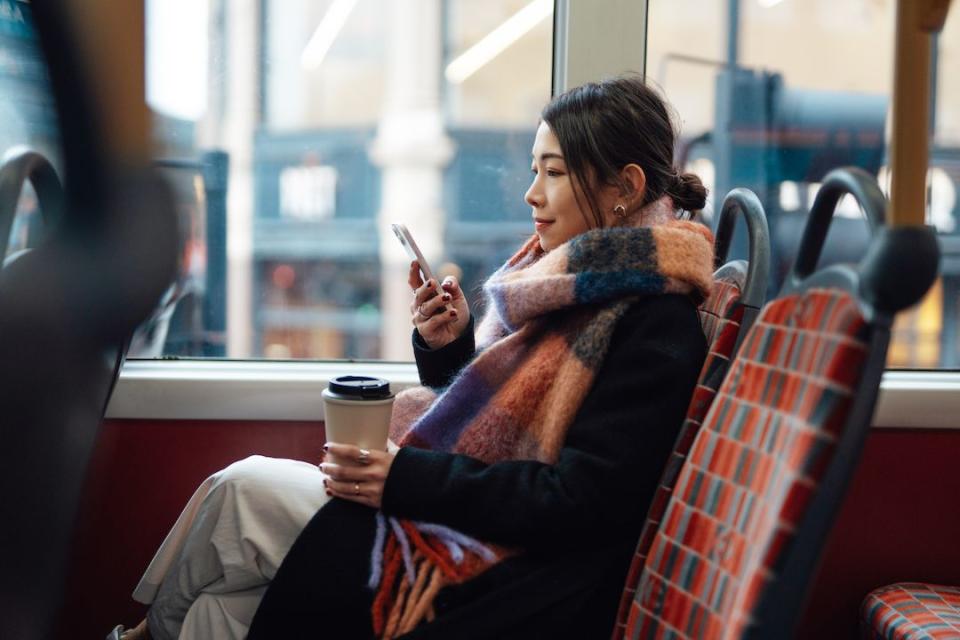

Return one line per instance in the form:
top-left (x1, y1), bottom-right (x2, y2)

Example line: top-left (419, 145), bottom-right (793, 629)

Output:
top-left (391, 223), bottom-right (437, 284)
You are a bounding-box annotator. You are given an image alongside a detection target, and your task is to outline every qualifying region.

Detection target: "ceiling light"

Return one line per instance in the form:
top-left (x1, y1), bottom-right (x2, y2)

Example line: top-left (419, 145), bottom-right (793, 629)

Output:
top-left (301, 0), bottom-right (359, 71)
top-left (445, 0), bottom-right (553, 84)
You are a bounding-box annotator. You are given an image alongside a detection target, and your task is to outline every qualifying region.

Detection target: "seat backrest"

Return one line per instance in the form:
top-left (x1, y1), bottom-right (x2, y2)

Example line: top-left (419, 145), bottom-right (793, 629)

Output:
top-left (612, 189), bottom-right (771, 640)
top-left (0, 7), bottom-right (178, 639)
top-left (0, 147), bottom-right (64, 261)
top-left (0, 147), bottom-right (128, 420)
top-left (624, 168), bottom-right (939, 640)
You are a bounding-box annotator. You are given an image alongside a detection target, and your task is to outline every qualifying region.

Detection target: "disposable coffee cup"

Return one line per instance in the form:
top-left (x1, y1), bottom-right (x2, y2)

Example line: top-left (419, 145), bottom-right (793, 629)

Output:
top-left (322, 376), bottom-right (394, 464)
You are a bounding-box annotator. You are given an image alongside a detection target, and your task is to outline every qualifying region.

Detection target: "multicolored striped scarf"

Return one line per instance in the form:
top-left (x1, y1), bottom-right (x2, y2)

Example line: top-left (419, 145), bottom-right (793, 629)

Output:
top-left (371, 209), bottom-right (714, 638)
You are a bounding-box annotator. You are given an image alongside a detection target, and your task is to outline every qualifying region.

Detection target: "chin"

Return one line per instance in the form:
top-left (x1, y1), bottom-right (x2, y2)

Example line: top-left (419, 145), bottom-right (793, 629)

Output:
top-left (537, 233), bottom-right (556, 252)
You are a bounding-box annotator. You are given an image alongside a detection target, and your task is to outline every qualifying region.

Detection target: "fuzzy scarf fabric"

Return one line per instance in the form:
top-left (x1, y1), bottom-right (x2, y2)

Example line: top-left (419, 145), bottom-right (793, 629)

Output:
top-left (369, 209), bottom-right (714, 638)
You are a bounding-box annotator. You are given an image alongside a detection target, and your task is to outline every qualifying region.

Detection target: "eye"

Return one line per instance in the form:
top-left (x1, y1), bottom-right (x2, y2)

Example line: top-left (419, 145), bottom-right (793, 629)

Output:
top-left (545, 168), bottom-right (563, 177)
top-left (530, 166), bottom-right (538, 175)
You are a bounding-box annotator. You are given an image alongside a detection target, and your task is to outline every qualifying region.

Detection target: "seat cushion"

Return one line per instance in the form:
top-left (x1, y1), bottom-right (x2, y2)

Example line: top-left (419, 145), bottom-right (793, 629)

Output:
top-left (863, 583), bottom-right (960, 640)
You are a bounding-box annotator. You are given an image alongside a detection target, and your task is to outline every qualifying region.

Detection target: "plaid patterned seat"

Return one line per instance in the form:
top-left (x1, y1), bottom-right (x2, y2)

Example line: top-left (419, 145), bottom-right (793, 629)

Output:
top-left (611, 264), bottom-right (747, 639)
top-left (618, 167), bottom-right (941, 639)
top-left (628, 289), bottom-right (867, 638)
top-left (626, 286), bottom-right (871, 638)
top-left (612, 189), bottom-right (771, 640)
top-left (862, 583), bottom-right (960, 640)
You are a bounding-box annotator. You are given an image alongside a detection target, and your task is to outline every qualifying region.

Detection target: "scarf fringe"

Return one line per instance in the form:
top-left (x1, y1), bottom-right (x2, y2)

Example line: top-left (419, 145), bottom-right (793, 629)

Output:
top-left (370, 514), bottom-right (502, 637)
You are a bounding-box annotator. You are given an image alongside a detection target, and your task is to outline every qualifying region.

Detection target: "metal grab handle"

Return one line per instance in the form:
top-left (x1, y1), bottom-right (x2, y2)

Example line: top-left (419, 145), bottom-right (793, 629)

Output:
top-left (0, 147), bottom-right (64, 260)
top-left (714, 188), bottom-right (771, 311)
top-left (789, 166), bottom-right (887, 283)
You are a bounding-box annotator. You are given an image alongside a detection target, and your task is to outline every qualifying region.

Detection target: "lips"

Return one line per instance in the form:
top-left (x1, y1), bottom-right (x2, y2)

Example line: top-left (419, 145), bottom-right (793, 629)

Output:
top-left (534, 218), bottom-right (554, 231)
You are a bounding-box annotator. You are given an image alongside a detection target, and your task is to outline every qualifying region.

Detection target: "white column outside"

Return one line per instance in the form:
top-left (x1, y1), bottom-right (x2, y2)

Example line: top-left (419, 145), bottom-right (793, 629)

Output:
top-left (370, 0), bottom-right (454, 361)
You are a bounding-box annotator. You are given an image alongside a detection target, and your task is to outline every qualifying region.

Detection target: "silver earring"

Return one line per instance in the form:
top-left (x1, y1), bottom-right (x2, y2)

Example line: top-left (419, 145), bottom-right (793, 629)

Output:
top-left (613, 204), bottom-right (627, 218)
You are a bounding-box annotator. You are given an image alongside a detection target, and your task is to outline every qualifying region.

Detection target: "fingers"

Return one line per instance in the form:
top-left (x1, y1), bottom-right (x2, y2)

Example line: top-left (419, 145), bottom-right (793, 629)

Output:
top-left (323, 475), bottom-right (379, 508)
top-left (411, 278), bottom-right (451, 327)
top-left (407, 261), bottom-right (424, 292)
top-left (420, 288), bottom-right (451, 317)
top-left (325, 476), bottom-right (370, 497)
top-left (319, 444), bottom-right (387, 482)
top-left (319, 460), bottom-right (380, 483)
top-left (439, 275), bottom-right (464, 300)
top-left (413, 277), bottom-right (440, 308)
top-left (320, 442), bottom-right (392, 509)
top-left (417, 307), bottom-right (459, 333)
top-left (325, 443), bottom-right (380, 466)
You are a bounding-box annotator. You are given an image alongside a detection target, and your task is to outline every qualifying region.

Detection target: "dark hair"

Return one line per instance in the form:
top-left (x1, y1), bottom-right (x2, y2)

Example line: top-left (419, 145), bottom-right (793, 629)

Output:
top-left (540, 75), bottom-right (707, 226)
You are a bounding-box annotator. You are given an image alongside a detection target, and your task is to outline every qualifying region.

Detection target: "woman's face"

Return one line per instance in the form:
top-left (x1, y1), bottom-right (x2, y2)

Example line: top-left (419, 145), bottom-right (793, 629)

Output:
top-left (525, 122), bottom-right (603, 252)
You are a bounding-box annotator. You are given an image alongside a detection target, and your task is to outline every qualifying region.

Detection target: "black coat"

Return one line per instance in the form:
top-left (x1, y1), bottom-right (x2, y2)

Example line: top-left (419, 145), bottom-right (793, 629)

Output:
top-left (248, 294), bottom-right (706, 639)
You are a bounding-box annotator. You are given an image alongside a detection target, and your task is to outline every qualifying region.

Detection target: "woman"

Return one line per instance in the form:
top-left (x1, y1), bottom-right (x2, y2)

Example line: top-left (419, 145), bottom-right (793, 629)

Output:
top-left (113, 75), bottom-right (713, 640)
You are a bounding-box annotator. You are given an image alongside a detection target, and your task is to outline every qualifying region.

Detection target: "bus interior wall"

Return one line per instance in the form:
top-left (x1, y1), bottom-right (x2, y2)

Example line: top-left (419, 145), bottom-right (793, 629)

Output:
top-left (56, 420), bottom-right (960, 639)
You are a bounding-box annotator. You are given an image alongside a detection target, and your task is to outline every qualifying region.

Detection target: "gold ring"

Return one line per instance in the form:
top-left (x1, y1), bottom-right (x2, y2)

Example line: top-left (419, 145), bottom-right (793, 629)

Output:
top-left (354, 481), bottom-right (360, 496)
top-left (359, 448), bottom-right (370, 464)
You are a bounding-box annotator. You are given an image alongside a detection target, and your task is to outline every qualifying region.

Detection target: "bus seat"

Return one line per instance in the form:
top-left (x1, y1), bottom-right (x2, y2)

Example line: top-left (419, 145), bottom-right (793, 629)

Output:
top-left (0, 148), bottom-right (129, 420)
top-left (0, 163), bottom-right (175, 640)
top-left (861, 583), bottom-right (960, 639)
top-left (0, 7), bottom-right (179, 639)
top-left (623, 168), bottom-right (938, 639)
top-left (0, 147), bottom-right (64, 260)
top-left (611, 188), bottom-right (771, 640)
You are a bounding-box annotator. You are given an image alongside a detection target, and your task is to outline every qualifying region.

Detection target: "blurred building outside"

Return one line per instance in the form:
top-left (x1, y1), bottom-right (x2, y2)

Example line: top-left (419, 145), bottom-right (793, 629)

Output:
top-left (3, 0), bottom-right (954, 366)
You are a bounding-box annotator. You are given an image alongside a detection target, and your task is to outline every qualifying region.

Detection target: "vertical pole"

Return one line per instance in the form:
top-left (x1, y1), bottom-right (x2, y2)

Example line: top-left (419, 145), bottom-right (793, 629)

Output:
top-left (202, 150), bottom-right (229, 356)
top-left (727, 0), bottom-right (739, 71)
top-left (928, 33), bottom-right (938, 137)
top-left (712, 0), bottom-right (742, 251)
top-left (888, 0), bottom-right (933, 227)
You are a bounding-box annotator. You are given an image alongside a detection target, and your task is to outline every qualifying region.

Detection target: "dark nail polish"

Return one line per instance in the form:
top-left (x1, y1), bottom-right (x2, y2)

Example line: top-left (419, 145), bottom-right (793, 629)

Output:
top-left (442, 294), bottom-right (451, 302)
top-left (326, 490), bottom-right (333, 496)
top-left (322, 444), bottom-right (329, 452)
top-left (450, 310), bottom-right (457, 317)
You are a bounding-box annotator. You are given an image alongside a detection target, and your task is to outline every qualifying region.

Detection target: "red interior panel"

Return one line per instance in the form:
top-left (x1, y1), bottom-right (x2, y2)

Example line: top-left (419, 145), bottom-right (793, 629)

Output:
top-left (797, 428), bottom-right (960, 638)
top-left (59, 421), bottom-right (960, 639)
top-left (59, 418), bottom-right (325, 638)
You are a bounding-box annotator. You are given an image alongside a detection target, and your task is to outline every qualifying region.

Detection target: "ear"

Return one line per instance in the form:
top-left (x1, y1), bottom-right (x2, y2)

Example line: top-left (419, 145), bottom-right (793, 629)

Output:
top-left (619, 164), bottom-right (647, 206)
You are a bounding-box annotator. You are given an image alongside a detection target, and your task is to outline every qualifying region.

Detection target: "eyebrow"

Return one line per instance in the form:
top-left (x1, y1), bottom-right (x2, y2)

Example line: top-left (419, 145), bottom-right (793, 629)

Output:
top-left (532, 152), bottom-right (565, 161)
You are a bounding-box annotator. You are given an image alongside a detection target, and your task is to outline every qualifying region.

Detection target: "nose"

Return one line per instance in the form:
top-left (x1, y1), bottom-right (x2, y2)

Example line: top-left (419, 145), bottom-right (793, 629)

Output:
top-left (525, 176), bottom-right (544, 208)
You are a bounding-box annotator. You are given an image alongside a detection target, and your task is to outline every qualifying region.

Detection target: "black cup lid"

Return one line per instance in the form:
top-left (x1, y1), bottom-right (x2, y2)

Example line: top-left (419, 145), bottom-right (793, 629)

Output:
top-left (327, 375), bottom-right (392, 399)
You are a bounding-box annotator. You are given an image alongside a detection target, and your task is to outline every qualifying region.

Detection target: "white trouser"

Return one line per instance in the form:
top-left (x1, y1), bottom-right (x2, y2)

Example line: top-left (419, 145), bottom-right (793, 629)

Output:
top-left (132, 455), bottom-right (331, 640)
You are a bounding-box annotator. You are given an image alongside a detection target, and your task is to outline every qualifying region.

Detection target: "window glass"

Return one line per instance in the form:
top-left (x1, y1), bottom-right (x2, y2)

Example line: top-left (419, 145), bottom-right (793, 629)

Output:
top-left (647, 0), bottom-right (958, 369)
top-left (0, 0), bottom-right (61, 262)
top-left (142, 0), bottom-right (552, 360)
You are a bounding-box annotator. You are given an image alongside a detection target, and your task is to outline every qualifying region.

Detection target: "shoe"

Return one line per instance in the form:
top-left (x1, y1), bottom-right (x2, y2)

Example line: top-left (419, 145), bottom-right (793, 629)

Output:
top-left (106, 625), bottom-right (124, 640)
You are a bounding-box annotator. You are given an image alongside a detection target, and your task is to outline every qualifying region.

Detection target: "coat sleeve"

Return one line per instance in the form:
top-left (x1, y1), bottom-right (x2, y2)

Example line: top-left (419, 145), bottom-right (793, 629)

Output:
top-left (381, 295), bottom-right (706, 551)
top-left (412, 315), bottom-right (476, 389)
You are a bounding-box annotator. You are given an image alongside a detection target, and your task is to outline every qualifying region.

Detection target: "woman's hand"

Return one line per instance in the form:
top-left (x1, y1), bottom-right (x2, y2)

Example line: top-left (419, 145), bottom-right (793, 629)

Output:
top-left (408, 261), bottom-right (470, 349)
top-left (319, 443), bottom-right (396, 509)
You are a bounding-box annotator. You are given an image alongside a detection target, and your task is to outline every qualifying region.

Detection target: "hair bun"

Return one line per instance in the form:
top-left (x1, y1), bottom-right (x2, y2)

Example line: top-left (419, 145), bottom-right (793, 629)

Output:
top-left (670, 170), bottom-right (707, 212)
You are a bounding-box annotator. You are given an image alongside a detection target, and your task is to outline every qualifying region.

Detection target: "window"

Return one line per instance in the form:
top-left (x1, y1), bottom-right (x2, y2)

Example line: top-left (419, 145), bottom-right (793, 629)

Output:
top-left (647, 0), bottom-right (960, 369)
top-left (143, 0), bottom-right (553, 361)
